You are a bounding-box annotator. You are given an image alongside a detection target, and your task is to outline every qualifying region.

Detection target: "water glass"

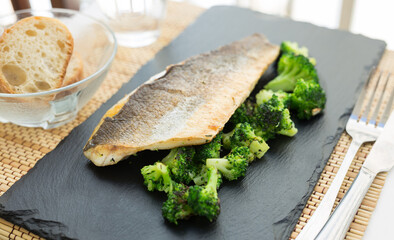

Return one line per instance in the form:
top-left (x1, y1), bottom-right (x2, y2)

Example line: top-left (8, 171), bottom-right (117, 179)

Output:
top-left (96, 0), bottom-right (167, 48)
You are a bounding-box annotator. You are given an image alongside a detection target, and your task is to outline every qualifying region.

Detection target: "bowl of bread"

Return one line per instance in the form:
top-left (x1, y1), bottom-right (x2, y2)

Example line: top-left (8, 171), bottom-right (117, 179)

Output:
top-left (0, 8), bottom-right (117, 129)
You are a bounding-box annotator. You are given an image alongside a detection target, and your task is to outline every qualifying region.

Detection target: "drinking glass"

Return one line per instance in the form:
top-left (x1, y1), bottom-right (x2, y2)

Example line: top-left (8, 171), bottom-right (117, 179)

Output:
top-left (96, 0), bottom-right (167, 48)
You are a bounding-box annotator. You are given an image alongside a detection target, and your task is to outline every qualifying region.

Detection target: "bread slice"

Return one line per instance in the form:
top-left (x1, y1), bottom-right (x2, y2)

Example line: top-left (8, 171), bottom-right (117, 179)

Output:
top-left (0, 16), bottom-right (73, 93)
top-left (63, 52), bottom-right (83, 87)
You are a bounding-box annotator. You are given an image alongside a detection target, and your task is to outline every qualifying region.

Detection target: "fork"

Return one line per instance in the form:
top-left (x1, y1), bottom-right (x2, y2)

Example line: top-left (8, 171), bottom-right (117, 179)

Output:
top-left (296, 70), bottom-right (393, 240)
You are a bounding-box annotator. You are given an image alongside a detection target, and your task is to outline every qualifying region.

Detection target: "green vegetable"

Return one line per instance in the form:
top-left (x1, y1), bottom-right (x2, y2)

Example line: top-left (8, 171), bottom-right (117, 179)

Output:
top-left (162, 183), bottom-right (193, 224)
top-left (281, 41), bottom-right (316, 65)
top-left (276, 107), bottom-right (298, 137)
top-left (162, 147), bottom-right (197, 184)
top-left (254, 94), bottom-right (297, 139)
top-left (187, 166), bottom-right (222, 222)
top-left (192, 165), bottom-right (209, 186)
top-left (141, 163), bottom-right (195, 224)
top-left (194, 132), bottom-right (223, 164)
top-left (141, 162), bottom-right (174, 193)
top-left (142, 41), bottom-right (326, 225)
top-left (256, 89), bottom-right (289, 107)
top-left (264, 53), bottom-right (318, 92)
top-left (289, 79), bottom-right (326, 119)
top-left (206, 146), bottom-right (249, 181)
top-left (230, 100), bottom-right (255, 125)
top-left (223, 122), bottom-right (269, 161)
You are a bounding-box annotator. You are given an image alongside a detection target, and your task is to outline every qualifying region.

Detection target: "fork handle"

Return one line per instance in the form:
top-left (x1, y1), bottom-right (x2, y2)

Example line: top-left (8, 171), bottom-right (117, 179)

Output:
top-left (296, 140), bottom-right (363, 240)
top-left (315, 166), bottom-right (376, 240)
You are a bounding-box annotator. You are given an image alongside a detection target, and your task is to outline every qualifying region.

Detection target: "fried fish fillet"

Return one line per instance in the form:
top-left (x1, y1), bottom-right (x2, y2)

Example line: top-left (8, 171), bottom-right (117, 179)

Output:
top-left (84, 33), bottom-right (280, 166)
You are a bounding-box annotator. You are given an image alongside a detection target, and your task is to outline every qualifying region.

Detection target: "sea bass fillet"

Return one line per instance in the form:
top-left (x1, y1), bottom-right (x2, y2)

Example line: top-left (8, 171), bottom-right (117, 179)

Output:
top-left (84, 34), bottom-right (279, 166)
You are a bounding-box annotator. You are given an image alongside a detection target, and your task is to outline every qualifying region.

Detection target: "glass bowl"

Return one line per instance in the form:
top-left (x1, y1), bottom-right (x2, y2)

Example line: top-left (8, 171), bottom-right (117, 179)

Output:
top-left (0, 9), bottom-right (117, 129)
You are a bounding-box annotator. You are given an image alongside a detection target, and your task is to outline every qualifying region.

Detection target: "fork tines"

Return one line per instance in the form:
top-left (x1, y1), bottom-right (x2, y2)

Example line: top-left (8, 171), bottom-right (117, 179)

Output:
top-left (352, 70), bottom-right (393, 127)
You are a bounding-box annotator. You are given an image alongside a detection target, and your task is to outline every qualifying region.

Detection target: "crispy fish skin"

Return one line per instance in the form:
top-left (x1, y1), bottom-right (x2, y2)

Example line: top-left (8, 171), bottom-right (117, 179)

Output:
top-left (84, 33), bottom-right (280, 166)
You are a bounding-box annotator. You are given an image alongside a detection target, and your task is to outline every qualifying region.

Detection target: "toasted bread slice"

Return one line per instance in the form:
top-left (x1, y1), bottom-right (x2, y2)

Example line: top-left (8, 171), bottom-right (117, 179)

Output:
top-left (0, 16), bottom-right (73, 93)
top-left (63, 52), bottom-right (83, 86)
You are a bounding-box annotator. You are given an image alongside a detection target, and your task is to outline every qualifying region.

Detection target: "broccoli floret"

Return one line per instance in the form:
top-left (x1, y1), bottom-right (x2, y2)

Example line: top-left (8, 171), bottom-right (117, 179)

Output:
top-left (161, 147), bottom-right (197, 184)
top-left (256, 89), bottom-right (289, 107)
top-left (254, 94), bottom-right (297, 139)
top-left (142, 162), bottom-right (196, 224)
top-left (281, 41), bottom-right (316, 65)
top-left (141, 162), bottom-right (173, 193)
top-left (264, 53), bottom-right (318, 92)
top-left (281, 41), bottom-right (309, 57)
top-left (289, 79), bottom-right (326, 120)
top-left (188, 166), bottom-right (221, 222)
top-left (194, 132), bottom-right (223, 164)
top-left (192, 133), bottom-right (223, 186)
top-left (277, 108), bottom-right (298, 136)
top-left (192, 165), bottom-right (209, 186)
top-left (162, 183), bottom-right (194, 224)
top-left (206, 146), bottom-right (249, 180)
top-left (230, 100), bottom-right (255, 125)
top-left (223, 122), bottom-right (269, 162)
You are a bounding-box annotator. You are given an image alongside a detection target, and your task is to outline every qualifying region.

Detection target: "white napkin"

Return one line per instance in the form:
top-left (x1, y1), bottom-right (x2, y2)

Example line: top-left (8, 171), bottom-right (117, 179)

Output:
top-left (363, 160), bottom-right (394, 239)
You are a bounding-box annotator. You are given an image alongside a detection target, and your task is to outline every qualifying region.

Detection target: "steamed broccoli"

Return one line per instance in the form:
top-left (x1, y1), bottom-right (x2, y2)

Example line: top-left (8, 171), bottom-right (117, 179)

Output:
top-left (280, 41), bottom-right (316, 65)
top-left (145, 40), bottom-right (324, 225)
top-left (142, 162), bottom-right (194, 224)
top-left (254, 94), bottom-right (298, 139)
top-left (162, 183), bottom-right (194, 224)
top-left (223, 122), bottom-right (269, 162)
top-left (206, 146), bottom-right (249, 181)
top-left (188, 166), bottom-right (222, 222)
top-left (163, 167), bottom-right (223, 224)
top-left (191, 133), bottom-right (223, 186)
top-left (264, 53), bottom-right (318, 92)
top-left (161, 147), bottom-right (197, 184)
top-left (194, 132), bottom-right (223, 164)
top-left (256, 89), bottom-right (289, 107)
top-left (281, 41), bottom-right (308, 57)
top-left (276, 107), bottom-right (299, 137)
top-left (141, 162), bottom-right (174, 193)
top-left (230, 100), bottom-right (255, 125)
top-left (192, 165), bottom-right (209, 186)
top-left (289, 79), bottom-right (326, 119)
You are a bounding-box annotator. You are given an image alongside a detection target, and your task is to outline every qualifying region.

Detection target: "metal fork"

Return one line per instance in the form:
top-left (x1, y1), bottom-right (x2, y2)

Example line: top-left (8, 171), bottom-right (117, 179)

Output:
top-left (296, 70), bottom-right (393, 240)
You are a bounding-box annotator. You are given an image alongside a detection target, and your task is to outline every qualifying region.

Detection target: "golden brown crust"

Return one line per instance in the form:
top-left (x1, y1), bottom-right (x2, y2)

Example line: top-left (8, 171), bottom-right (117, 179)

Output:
top-left (63, 52), bottom-right (84, 86)
top-left (84, 33), bottom-right (280, 166)
top-left (0, 76), bottom-right (13, 93)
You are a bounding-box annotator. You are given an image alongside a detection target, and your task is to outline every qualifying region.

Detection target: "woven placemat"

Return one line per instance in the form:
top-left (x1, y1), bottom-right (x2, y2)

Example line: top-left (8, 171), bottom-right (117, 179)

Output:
top-left (0, 2), bottom-right (204, 239)
top-left (0, 2), bottom-right (392, 239)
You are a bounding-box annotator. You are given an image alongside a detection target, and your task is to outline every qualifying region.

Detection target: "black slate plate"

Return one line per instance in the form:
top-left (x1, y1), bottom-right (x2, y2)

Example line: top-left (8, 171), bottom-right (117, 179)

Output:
top-left (0, 6), bottom-right (386, 240)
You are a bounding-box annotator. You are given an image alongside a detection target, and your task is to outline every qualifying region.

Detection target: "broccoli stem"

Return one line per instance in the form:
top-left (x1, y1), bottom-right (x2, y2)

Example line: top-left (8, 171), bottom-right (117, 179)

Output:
top-left (187, 167), bottom-right (221, 222)
top-left (249, 140), bottom-right (269, 159)
top-left (206, 168), bottom-right (219, 198)
top-left (162, 148), bottom-right (178, 165)
top-left (206, 158), bottom-right (233, 180)
top-left (278, 127), bottom-right (298, 137)
top-left (222, 130), bottom-right (233, 150)
top-left (192, 166), bottom-right (209, 186)
top-left (265, 71), bottom-right (298, 92)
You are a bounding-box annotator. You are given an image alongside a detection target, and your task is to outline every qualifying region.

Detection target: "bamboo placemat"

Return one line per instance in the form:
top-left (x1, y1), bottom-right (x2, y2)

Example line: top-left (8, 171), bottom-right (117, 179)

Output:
top-left (0, 2), bottom-right (392, 239)
top-left (0, 2), bottom-right (204, 239)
